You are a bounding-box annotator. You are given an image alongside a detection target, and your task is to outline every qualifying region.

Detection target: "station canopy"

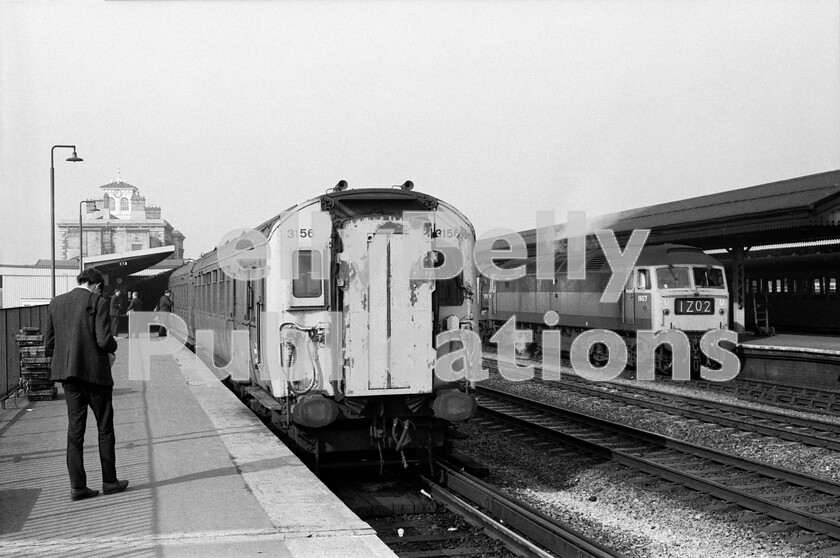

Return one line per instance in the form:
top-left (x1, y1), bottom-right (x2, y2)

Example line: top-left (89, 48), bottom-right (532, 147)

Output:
top-left (81, 245), bottom-right (175, 277)
top-left (520, 170), bottom-right (840, 252)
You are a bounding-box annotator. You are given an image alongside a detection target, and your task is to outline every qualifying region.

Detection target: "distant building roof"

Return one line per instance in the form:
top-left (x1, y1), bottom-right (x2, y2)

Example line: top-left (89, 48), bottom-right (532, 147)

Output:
top-left (99, 180), bottom-right (139, 191)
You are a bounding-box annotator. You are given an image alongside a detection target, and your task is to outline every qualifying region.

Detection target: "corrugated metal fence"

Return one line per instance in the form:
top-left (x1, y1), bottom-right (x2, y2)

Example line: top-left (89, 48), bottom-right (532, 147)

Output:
top-left (1, 305), bottom-right (49, 399)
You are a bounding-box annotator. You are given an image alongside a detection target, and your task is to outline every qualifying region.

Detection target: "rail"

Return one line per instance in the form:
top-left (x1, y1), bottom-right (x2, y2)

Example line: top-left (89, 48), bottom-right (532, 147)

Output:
top-left (476, 386), bottom-right (840, 540)
top-left (428, 458), bottom-right (625, 558)
top-left (482, 356), bottom-right (840, 451)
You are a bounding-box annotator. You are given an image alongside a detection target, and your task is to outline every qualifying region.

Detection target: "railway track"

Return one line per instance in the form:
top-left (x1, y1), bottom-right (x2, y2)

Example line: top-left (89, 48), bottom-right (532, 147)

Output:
top-left (482, 356), bottom-right (840, 452)
top-left (229, 374), bottom-right (624, 557)
top-left (482, 346), bottom-right (840, 415)
top-left (476, 385), bottom-right (840, 543)
top-left (676, 376), bottom-right (840, 415)
top-left (426, 459), bottom-right (624, 558)
top-left (322, 459), bottom-right (624, 557)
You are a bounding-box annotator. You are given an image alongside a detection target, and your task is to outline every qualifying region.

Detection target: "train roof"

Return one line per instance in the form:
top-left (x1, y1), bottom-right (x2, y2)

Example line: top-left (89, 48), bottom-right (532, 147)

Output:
top-left (255, 187), bottom-right (474, 236)
top-left (181, 186), bottom-right (476, 273)
top-left (495, 243), bottom-right (722, 272)
top-left (635, 244), bottom-right (723, 267)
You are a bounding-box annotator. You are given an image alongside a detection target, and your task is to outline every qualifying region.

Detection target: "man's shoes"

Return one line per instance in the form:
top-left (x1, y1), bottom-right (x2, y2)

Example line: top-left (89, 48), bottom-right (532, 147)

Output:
top-left (103, 479), bottom-right (129, 494)
top-left (70, 487), bottom-right (99, 501)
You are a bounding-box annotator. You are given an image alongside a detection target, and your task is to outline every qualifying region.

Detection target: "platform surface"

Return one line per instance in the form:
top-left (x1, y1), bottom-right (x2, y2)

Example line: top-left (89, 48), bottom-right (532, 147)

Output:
top-left (738, 332), bottom-right (840, 355)
top-left (0, 336), bottom-right (395, 557)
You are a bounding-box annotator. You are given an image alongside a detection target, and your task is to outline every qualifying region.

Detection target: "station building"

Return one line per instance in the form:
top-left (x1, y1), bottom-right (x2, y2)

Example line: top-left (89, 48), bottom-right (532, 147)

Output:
top-left (0, 180), bottom-right (184, 308)
top-left (57, 180), bottom-right (184, 261)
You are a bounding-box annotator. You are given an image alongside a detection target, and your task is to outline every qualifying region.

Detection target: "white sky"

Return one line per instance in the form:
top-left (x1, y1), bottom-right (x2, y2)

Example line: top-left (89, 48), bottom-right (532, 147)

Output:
top-left (1, 0), bottom-right (838, 263)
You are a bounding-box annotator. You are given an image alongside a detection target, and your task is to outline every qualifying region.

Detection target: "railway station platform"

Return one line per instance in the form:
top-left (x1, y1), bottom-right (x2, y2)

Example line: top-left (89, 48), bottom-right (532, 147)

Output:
top-left (0, 336), bottom-right (396, 557)
top-left (737, 332), bottom-right (840, 391)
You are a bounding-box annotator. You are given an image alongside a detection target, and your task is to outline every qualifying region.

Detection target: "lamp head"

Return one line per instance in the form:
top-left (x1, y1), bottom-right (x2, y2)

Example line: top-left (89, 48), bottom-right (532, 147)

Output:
top-left (334, 180), bottom-right (348, 191)
top-left (400, 180), bottom-right (414, 191)
top-left (66, 150), bottom-right (83, 162)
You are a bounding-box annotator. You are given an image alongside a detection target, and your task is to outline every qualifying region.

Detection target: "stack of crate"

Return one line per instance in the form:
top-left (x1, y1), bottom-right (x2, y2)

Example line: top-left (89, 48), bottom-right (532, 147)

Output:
top-left (15, 327), bottom-right (57, 401)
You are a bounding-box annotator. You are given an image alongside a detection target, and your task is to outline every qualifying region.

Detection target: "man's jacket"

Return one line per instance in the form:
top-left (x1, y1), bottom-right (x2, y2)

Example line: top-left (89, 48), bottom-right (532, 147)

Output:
top-left (45, 288), bottom-right (118, 385)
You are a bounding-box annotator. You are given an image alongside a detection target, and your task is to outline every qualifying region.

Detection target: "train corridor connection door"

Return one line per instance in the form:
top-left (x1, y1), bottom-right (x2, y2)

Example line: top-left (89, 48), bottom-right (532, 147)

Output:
top-left (342, 225), bottom-right (435, 395)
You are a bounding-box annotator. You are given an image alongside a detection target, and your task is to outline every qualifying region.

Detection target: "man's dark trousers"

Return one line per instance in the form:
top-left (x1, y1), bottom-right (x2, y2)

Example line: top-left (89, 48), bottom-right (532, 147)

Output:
top-left (63, 379), bottom-right (117, 489)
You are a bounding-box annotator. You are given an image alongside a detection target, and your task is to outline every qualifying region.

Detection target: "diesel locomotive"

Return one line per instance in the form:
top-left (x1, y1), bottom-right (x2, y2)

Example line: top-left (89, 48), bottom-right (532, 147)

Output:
top-left (480, 242), bottom-right (731, 373)
top-left (167, 182), bottom-right (479, 466)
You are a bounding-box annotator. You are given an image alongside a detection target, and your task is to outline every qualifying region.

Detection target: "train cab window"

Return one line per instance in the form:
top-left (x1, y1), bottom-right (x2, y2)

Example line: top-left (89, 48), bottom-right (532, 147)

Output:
top-left (656, 267), bottom-right (689, 289)
top-left (693, 267), bottom-right (725, 288)
top-left (636, 269), bottom-right (650, 290)
top-left (292, 250), bottom-right (323, 300)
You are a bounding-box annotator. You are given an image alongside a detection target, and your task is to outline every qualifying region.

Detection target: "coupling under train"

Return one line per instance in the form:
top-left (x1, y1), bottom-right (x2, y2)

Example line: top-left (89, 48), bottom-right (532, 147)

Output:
top-left (479, 242), bottom-right (731, 372)
top-left (167, 182), bottom-right (479, 466)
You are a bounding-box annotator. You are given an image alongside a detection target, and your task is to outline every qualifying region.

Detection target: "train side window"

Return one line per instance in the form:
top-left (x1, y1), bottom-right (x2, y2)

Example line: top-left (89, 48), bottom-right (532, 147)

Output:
top-left (246, 283), bottom-right (253, 321)
top-left (829, 278), bottom-right (837, 295)
top-left (291, 250), bottom-right (325, 306)
top-left (636, 269), bottom-right (650, 290)
top-left (813, 278), bottom-right (822, 295)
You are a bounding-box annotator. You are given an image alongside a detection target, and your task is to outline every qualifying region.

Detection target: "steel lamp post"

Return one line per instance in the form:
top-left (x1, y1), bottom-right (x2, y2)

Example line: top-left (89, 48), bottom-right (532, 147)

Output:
top-left (50, 145), bottom-right (83, 298)
top-left (79, 199), bottom-right (99, 273)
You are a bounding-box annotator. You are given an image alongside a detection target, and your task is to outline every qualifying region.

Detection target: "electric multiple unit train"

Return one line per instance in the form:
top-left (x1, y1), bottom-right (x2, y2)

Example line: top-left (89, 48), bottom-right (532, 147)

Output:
top-left (167, 182), bottom-right (478, 466)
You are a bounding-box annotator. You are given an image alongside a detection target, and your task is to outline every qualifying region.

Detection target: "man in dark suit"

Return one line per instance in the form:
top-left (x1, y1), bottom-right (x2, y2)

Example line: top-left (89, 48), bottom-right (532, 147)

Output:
top-left (45, 267), bottom-right (129, 501)
top-left (155, 289), bottom-right (173, 337)
top-left (110, 289), bottom-right (124, 338)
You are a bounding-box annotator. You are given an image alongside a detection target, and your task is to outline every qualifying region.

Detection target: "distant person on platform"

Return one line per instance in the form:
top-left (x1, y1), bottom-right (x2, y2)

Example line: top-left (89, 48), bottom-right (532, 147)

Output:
top-left (44, 267), bottom-right (129, 501)
top-left (127, 291), bottom-right (142, 313)
top-left (126, 292), bottom-right (142, 338)
top-left (110, 289), bottom-right (124, 338)
top-left (154, 290), bottom-right (173, 337)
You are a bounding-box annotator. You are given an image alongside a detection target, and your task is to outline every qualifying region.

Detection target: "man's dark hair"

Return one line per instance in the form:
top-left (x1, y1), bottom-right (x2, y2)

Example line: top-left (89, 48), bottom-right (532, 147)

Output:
top-left (77, 267), bottom-right (105, 287)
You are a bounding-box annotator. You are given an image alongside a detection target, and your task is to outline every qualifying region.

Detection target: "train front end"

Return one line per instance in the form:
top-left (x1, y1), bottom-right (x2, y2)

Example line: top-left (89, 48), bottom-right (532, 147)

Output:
top-left (259, 187), bottom-right (478, 464)
top-left (637, 245), bottom-right (730, 373)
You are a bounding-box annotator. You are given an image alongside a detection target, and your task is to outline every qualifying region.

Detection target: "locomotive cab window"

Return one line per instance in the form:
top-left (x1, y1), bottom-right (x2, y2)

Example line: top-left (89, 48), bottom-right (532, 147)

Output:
top-left (291, 250), bottom-right (326, 307)
top-left (656, 266), bottom-right (690, 289)
top-left (693, 267), bottom-right (725, 288)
